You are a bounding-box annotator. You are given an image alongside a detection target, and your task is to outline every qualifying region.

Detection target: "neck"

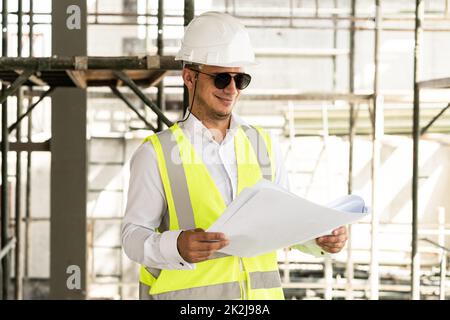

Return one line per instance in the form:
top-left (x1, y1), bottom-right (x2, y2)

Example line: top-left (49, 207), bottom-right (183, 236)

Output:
top-left (191, 109), bottom-right (231, 143)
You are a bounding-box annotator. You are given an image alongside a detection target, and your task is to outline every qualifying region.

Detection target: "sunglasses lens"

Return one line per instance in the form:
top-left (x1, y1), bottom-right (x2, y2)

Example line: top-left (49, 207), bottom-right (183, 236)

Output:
top-left (213, 73), bottom-right (252, 90)
top-left (214, 73), bottom-right (232, 89)
top-left (235, 74), bottom-right (251, 90)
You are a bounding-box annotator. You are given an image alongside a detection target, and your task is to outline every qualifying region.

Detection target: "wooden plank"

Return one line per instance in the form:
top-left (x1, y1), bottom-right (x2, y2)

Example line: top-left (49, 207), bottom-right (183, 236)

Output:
top-left (418, 77), bottom-right (450, 89)
top-left (4, 141), bottom-right (50, 152)
top-left (14, 70), bottom-right (48, 86)
top-left (83, 70), bottom-right (166, 87)
top-left (65, 70), bottom-right (87, 89)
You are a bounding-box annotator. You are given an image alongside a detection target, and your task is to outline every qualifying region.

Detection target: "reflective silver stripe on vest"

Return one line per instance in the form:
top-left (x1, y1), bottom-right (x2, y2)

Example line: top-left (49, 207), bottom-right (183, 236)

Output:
top-left (141, 281), bottom-right (242, 300)
top-left (208, 251), bottom-right (230, 260)
top-left (249, 271), bottom-right (282, 290)
top-left (159, 211), bottom-right (170, 233)
top-left (139, 283), bottom-right (154, 300)
top-left (157, 130), bottom-right (196, 230)
top-left (242, 126), bottom-right (272, 181)
top-left (146, 266), bottom-right (161, 279)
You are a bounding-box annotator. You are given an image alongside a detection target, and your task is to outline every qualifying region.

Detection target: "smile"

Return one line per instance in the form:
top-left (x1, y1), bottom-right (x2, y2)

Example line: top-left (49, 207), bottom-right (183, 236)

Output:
top-left (214, 95), bottom-right (234, 103)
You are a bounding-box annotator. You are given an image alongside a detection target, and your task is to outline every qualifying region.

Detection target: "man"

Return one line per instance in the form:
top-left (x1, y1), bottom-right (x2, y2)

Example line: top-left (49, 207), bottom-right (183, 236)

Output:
top-left (122, 11), bottom-right (347, 300)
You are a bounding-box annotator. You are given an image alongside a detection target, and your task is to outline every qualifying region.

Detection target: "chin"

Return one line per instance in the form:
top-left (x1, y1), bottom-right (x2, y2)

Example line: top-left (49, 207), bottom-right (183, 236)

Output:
top-left (214, 112), bottom-right (232, 120)
top-left (212, 104), bottom-right (233, 116)
top-left (211, 108), bottom-right (231, 119)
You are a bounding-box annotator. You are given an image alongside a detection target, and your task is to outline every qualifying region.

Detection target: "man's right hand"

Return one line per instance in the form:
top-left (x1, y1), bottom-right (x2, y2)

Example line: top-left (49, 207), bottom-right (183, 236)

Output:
top-left (177, 228), bottom-right (230, 263)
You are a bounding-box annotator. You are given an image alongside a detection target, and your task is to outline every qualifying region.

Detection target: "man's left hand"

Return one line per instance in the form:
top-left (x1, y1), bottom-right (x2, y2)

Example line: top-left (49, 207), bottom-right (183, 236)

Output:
top-left (315, 226), bottom-right (348, 254)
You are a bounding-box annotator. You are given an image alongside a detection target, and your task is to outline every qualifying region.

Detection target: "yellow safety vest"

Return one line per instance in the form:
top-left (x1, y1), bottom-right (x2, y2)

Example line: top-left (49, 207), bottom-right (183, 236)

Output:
top-left (139, 123), bottom-right (284, 300)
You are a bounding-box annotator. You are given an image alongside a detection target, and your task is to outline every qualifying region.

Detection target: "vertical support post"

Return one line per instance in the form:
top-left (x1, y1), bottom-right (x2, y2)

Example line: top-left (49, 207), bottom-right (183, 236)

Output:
top-left (289, 0), bottom-right (294, 27)
top-left (283, 248), bottom-right (290, 284)
top-left (322, 102), bottom-right (329, 140)
top-left (412, 0), bottom-right (424, 301)
top-left (118, 136), bottom-right (126, 299)
top-left (332, 0), bottom-right (338, 92)
top-left (288, 101), bottom-right (295, 148)
top-left (369, 0), bottom-right (382, 300)
top-left (94, 0), bottom-right (99, 24)
top-left (157, 0), bottom-right (165, 131)
top-left (437, 207), bottom-right (446, 300)
top-left (1, 0), bottom-right (9, 300)
top-left (182, 0), bottom-right (194, 116)
top-left (50, 0), bottom-right (87, 299)
top-left (346, 0), bottom-right (357, 301)
top-left (24, 0), bottom-right (34, 282)
top-left (14, 0), bottom-right (24, 300)
top-left (324, 256), bottom-right (333, 300)
top-left (322, 98), bottom-right (332, 300)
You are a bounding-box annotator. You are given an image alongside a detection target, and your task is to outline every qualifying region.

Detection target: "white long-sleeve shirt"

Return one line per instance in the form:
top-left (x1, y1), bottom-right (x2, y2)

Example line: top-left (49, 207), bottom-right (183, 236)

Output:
top-left (121, 112), bottom-right (324, 271)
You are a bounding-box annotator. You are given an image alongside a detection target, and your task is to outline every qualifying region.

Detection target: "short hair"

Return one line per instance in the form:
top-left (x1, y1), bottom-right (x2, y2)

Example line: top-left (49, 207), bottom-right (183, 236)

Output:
top-left (182, 62), bottom-right (203, 70)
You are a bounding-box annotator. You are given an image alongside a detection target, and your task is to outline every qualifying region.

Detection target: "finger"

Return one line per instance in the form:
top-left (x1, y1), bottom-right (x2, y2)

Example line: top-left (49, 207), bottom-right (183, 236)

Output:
top-left (192, 249), bottom-right (224, 262)
top-left (191, 251), bottom-right (214, 260)
top-left (192, 240), bottom-right (229, 251)
top-left (318, 234), bottom-right (347, 244)
top-left (323, 239), bottom-right (346, 248)
top-left (321, 242), bottom-right (345, 249)
top-left (321, 245), bottom-right (343, 253)
top-left (325, 247), bottom-right (342, 253)
top-left (194, 231), bottom-right (228, 242)
top-left (317, 236), bottom-right (336, 244)
top-left (182, 228), bottom-right (204, 238)
top-left (319, 237), bottom-right (346, 248)
top-left (190, 256), bottom-right (209, 263)
top-left (332, 226), bottom-right (346, 236)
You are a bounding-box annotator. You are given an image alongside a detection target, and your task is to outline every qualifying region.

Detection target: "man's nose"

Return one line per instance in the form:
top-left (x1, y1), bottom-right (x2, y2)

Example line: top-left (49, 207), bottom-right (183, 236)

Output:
top-left (223, 77), bottom-right (238, 94)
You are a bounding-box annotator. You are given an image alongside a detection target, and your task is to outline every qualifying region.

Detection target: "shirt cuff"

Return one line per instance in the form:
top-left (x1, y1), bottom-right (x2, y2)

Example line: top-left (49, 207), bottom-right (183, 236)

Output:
top-left (159, 230), bottom-right (196, 270)
top-left (293, 239), bottom-right (328, 258)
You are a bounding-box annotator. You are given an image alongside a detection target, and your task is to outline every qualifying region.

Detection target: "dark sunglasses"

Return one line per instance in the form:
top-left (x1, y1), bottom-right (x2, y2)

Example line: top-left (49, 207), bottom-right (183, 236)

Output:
top-left (188, 68), bottom-right (252, 90)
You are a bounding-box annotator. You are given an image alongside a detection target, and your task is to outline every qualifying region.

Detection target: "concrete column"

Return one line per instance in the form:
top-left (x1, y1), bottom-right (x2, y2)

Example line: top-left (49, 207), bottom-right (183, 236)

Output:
top-left (50, 0), bottom-right (87, 299)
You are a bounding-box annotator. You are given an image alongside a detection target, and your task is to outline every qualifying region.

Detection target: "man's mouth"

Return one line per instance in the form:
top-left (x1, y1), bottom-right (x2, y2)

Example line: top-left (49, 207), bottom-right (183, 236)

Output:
top-left (214, 95), bottom-right (234, 104)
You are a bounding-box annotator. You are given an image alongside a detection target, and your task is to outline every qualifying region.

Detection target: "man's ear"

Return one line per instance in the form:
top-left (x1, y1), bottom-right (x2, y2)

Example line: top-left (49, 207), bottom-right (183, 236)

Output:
top-left (182, 69), bottom-right (197, 90)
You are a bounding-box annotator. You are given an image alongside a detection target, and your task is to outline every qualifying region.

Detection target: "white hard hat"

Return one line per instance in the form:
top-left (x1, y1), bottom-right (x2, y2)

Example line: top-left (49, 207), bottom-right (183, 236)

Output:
top-left (175, 11), bottom-right (257, 68)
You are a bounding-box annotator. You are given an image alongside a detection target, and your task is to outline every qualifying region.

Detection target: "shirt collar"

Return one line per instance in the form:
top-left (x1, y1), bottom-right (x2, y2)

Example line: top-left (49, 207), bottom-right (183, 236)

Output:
top-left (178, 112), bottom-right (248, 144)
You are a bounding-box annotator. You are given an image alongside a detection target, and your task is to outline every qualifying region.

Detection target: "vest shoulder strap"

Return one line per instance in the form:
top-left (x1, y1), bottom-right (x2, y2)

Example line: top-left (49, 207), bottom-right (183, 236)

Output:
top-left (241, 125), bottom-right (273, 181)
top-left (154, 129), bottom-right (196, 230)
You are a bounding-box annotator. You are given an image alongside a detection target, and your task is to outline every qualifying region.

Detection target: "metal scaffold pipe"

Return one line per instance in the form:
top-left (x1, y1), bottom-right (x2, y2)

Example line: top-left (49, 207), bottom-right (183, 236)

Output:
top-left (1, 0), bottom-right (9, 300)
top-left (369, 0), bottom-right (382, 300)
top-left (346, 0), bottom-right (357, 301)
top-left (0, 56), bottom-right (182, 71)
top-left (14, 0), bottom-right (24, 300)
top-left (157, 0), bottom-right (165, 131)
top-left (182, 0), bottom-right (194, 116)
top-left (412, 0), bottom-right (425, 301)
